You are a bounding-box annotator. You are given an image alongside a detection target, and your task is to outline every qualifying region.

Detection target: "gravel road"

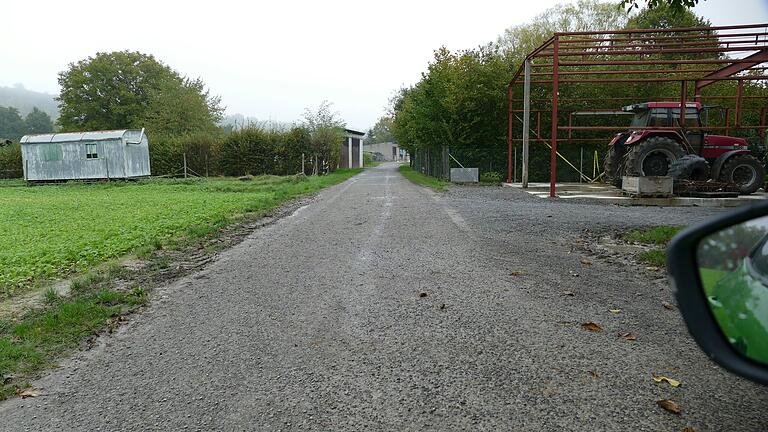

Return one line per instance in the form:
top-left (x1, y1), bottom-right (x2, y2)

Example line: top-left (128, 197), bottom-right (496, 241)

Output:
top-left (1, 162), bottom-right (766, 431)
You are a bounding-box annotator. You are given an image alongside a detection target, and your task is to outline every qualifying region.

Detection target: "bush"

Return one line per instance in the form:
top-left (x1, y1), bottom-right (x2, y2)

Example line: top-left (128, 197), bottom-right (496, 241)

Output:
top-left (0, 143), bottom-right (22, 179)
top-left (149, 132), bottom-right (223, 176)
top-left (219, 127), bottom-right (312, 176)
top-left (480, 171), bottom-right (503, 184)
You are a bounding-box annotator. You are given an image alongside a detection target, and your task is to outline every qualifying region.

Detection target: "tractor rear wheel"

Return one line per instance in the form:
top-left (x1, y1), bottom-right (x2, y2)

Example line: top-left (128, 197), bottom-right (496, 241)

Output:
top-left (625, 136), bottom-right (685, 177)
top-left (668, 155), bottom-right (710, 181)
top-left (719, 154), bottom-right (765, 195)
top-left (604, 146), bottom-right (625, 188)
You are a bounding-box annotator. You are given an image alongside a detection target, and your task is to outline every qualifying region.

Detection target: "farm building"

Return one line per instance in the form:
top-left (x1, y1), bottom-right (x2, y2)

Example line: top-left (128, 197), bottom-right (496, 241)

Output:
top-left (364, 141), bottom-right (408, 162)
top-left (340, 129), bottom-right (364, 169)
top-left (20, 129), bottom-right (150, 182)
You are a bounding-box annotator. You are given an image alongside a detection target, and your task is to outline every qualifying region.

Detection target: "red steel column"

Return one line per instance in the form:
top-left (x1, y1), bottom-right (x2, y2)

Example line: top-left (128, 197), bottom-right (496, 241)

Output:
top-left (507, 84), bottom-right (514, 183)
top-left (549, 35), bottom-right (560, 198)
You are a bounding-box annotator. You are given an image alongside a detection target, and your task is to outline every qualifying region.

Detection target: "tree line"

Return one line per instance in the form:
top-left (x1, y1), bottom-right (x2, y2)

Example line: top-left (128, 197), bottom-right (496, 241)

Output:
top-left (0, 51), bottom-right (347, 179)
top-left (389, 1), bottom-right (768, 182)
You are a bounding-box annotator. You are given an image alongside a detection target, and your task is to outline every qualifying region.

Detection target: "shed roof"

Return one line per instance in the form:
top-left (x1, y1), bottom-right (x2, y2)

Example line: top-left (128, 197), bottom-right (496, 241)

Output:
top-left (20, 129), bottom-right (142, 144)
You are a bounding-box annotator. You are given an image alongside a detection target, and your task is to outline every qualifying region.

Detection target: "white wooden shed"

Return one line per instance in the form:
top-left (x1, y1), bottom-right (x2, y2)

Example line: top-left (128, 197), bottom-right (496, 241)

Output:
top-left (20, 129), bottom-right (151, 182)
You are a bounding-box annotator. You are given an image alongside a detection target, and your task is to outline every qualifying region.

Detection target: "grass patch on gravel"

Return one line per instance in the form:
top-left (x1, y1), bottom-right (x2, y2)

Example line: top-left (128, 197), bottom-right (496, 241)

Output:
top-left (398, 165), bottom-right (448, 191)
top-left (623, 225), bottom-right (682, 267)
top-left (0, 275), bottom-right (148, 400)
top-left (623, 226), bottom-right (682, 245)
top-left (0, 169), bottom-right (361, 400)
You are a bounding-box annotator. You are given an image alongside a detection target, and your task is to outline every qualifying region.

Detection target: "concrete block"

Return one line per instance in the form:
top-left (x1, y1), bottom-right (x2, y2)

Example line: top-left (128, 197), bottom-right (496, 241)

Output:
top-left (451, 168), bottom-right (479, 183)
top-left (621, 176), bottom-right (673, 197)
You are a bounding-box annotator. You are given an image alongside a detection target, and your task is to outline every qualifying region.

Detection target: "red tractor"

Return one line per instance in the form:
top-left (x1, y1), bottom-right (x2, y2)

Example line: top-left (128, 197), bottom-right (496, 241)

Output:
top-left (604, 102), bottom-right (765, 194)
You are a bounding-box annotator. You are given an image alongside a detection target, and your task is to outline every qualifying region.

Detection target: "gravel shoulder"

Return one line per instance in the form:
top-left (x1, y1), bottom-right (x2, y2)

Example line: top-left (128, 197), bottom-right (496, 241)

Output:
top-left (1, 163), bottom-right (765, 431)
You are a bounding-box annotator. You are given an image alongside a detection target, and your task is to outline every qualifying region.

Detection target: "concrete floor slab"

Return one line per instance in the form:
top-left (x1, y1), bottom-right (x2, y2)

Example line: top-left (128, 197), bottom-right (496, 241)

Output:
top-left (503, 182), bottom-right (767, 207)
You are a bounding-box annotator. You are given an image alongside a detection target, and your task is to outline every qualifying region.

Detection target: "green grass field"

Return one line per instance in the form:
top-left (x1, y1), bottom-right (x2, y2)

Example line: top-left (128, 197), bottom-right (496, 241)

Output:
top-left (398, 165), bottom-right (448, 191)
top-left (0, 171), bottom-right (361, 299)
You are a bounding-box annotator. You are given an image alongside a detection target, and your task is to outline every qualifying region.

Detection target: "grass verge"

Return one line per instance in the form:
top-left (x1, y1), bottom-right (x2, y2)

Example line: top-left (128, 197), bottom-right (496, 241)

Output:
top-left (398, 165), bottom-right (448, 191)
top-left (622, 225), bottom-right (682, 267)
top-left (0, 169), bottom-right (361, 399)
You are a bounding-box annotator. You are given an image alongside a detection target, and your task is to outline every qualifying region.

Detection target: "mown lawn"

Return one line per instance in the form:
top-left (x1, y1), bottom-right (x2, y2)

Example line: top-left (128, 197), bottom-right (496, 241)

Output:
top-left (0, 171), bottom-right (361, 299)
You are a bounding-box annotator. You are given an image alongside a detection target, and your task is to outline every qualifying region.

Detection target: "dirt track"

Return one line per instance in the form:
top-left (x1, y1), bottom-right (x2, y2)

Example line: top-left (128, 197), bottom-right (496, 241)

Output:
top-left (1, 162), bottom-right (766, 431)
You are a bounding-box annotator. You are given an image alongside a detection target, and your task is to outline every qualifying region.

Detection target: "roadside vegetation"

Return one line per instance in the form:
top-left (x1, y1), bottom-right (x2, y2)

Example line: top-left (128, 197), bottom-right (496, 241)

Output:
top-left (398, 165), bottom-right (448, 191)
top-left (622, 226), bottom-right (683, 267)
top-left (0, 170), bottom-right (361, 399)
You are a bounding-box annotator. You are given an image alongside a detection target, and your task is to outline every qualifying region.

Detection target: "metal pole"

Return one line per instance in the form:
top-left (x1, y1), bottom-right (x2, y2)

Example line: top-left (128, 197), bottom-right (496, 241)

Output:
top-left (513, 145), bottom-right (517, 183)
top-left (735, 80), bottom-right (744, 127)
top-left (507, 85), bottom-right (514, 183)
top-left (579, 147), bottom-right (583, 183)
top-left (183, 153), bottom-right (188, 179)
top-left (523, 59), bottom-right (531, 188)
top-left (302, 153), bottom-right (305, 173)
top-left (550, 36), bottom-right (560, 198)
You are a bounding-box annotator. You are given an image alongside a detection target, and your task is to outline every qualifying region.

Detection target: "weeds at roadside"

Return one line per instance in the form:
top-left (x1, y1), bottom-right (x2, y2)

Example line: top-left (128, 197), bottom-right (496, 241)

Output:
top-left (398, 165), bottom-right (448, 191)
top-left (623, 226), bottom-right (682, 267)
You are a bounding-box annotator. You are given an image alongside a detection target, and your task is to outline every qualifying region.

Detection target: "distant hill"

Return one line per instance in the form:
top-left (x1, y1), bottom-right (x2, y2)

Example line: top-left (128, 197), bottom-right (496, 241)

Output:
top-left (0, 84), bottom-right (59, 121)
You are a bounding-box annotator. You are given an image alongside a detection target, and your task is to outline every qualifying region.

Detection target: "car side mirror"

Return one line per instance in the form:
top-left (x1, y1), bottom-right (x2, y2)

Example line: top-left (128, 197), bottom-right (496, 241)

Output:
top-left (668, 203), bottom-right (768, 385)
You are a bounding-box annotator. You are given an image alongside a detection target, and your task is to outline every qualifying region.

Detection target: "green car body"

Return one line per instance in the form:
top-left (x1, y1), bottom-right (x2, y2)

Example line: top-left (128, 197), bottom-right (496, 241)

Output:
top-left (702, 259), bottom-right (768, 365)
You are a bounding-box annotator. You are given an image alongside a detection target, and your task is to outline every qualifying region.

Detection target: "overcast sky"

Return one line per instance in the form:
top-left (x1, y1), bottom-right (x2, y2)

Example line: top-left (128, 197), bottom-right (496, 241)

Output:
top-left (2, 0), bottom-right (767, 131)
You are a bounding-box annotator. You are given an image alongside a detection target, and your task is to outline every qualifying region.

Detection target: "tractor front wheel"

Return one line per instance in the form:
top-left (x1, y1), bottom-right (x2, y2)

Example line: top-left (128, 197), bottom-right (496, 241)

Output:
top-left (625, 136), bottom-right (685, 177)
top-left (719, 154), bottom-right (765, 195)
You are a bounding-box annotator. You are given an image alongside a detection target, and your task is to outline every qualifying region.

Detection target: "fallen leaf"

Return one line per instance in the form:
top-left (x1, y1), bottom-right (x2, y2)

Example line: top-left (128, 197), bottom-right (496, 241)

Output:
top-left (418, 292), bottom-right (428, 298)
top-left (657, 399), bottom-right (682, 415)
top-left (682, 427), bottom-right (697, 432)
top-left (509, 271), bottom-right (523, 276)
top-left (580, 322), bottom-right (603, 332)
top-left (609, 308), bottom-right (622, 314)
top-left (662, 302), bottom-right (675, 310)
top-left (588, 370), bottom-right (599, 378)
top-left (652, 374), bottom-right (681, 388)
top-left (618, 332), bottom-right (637, 341)
top-left (580, 258), bottom-right (593, 265)
top-left (17, 388), bottom-right (40, 399)
top-left (438, 303), bottom-right (446, 310)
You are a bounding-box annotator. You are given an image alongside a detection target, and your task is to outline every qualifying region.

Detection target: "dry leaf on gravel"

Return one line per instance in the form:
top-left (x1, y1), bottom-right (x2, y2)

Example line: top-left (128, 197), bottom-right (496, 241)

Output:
top-left (618, 332), bottom-right (637, 341)
top-left (609, 308), bottom-right (622, 314)
top-left (682, 427), bottom-right (697, 432)
top-left (652, 374), bottom-right (681, 388)
top-left (17, 388), bottom-right (40, 399)
top-left (657, 399), bottom-right (682, 415)
top-left (580, 322), bottom-right (603, 332)
top-left (580, 259), bottom-right (593, 265)
top-left (662, 302), bottom-right (675, 310)
top-left (588, 370), bottom-right (599, 378)
top-left (509, 271), bottom-right (523, 276)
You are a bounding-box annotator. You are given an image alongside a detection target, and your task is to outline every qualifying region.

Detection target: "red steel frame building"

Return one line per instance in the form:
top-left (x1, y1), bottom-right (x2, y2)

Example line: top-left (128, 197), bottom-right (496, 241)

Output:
top-left (506, 23), bottom-right (768, 197)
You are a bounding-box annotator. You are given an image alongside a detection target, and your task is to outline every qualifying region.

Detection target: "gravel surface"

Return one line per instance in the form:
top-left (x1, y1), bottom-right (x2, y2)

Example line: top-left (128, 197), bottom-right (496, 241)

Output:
top-left (1, 162), bottom-right (766, 431)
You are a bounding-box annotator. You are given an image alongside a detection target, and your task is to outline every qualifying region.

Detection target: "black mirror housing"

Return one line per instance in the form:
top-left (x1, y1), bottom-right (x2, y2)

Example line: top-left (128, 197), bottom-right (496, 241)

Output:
top-left (668, 202), bottom-right (768, 385)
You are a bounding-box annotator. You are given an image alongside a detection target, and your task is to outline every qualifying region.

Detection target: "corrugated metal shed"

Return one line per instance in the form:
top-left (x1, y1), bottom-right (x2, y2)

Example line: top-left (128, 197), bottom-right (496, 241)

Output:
top-left (21, 129), bottom-right (151, 182)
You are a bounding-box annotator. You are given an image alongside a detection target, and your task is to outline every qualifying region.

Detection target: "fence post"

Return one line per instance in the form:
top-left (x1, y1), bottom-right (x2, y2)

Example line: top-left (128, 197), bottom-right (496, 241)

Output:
top-left (183, 153), bottom-right (188, 179)
top-left (579, 147), bottom-right (584, 183)
top-left (301, 153), bottom-right (305, 174)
